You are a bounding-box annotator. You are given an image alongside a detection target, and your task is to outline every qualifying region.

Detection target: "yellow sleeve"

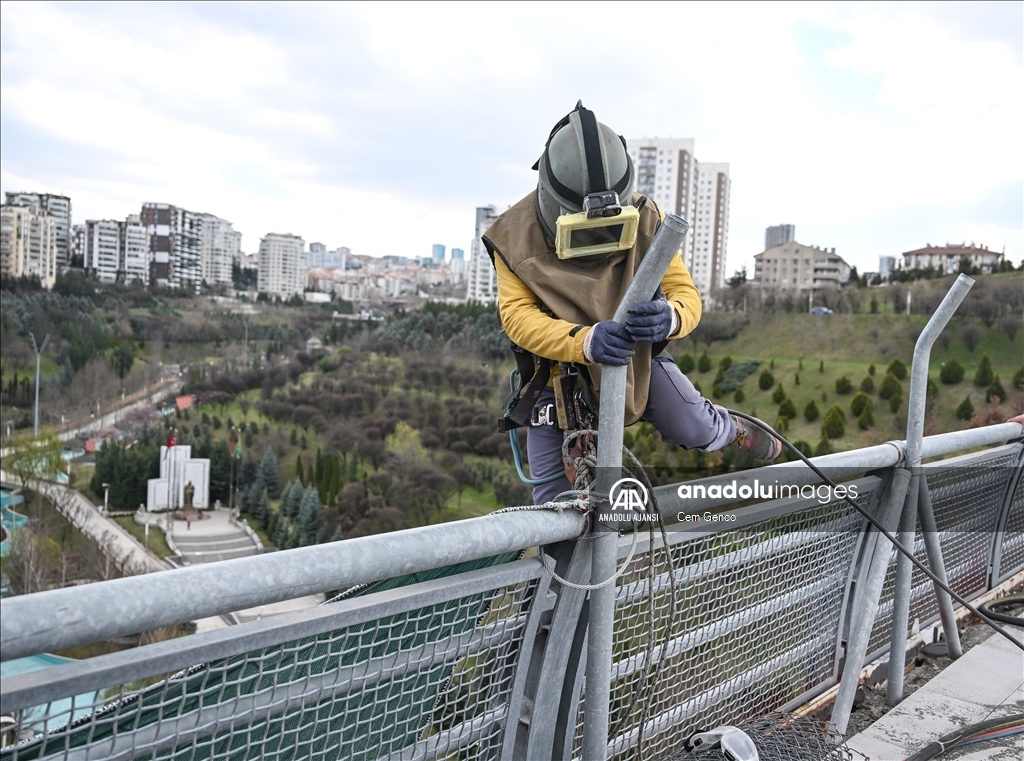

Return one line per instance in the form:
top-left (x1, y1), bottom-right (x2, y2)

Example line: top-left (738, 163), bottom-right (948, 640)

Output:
top-left (661, 253), bottom-right (702, 340)
top-left (495, 254), bottom-right (589, 364)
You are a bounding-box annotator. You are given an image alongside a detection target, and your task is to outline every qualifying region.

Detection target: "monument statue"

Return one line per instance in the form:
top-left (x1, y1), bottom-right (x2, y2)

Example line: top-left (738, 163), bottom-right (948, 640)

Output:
top-left (184, 480), bottom-right (195, 509)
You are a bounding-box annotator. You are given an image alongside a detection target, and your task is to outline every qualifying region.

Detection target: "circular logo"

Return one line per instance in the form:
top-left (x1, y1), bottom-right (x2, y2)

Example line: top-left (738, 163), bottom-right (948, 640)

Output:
top-left (609, 477), bottom-right (649, 513)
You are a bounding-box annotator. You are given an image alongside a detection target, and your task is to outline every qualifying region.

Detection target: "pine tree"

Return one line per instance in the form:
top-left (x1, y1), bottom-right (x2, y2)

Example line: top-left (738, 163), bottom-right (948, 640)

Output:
top-left (254, 488), bottom-right (270, 524)
top-left (283, 479), bottom-right (303, 519)
top-left (940, 359), bottom-right (965, 384)
top-left (259, 447), bottom-right (281, 498)
top-left (298, 486), bottom-right (321, 545)
top-left (772, 383), bottom-right (786, 404)
top-left (677, 353), bottom-right (695, 374)
top-left (296, 455), bottom-right (305, 485)
top-left (887, 358), bottom-right (908, 380)
top-left (835, 376), bottom-right (853, 394)
top-left (973, 354), bottom-right (994, 387)
top-left (878, 373), bottom-right (902, 400)
top-left (858, 405), bottom-right (875, 430)
top-left (986, 375), bottom-right (1007, 403)
top-left (804, 400), bottom-right (820, 422)
top-left (889, 393), bottom-right (902, 414)
top-left (955, 395), bottom-right (974, 421)
top-left (759, 369), bottom-right (775, 390)
top-left (778, 397), bottom-right (797, 420)
top-left (851, 392), bottom-right (872, 417)
top-left (821, 405), bottom-right (846, 439)
top-left (814, 437), bottom-right (833, 456)
top-left (868, 364), bottom-right (876, 376)
top-left (698, 350), bottom-right (712, 373)
top-left (860, 376), bottom-right (874, 394)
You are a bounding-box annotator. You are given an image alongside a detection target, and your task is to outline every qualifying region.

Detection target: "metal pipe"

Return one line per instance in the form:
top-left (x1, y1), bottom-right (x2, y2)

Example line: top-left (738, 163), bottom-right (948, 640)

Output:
top-left (0, 508), bottom-right (586, 661)
top-left (831, 467), bottom-right (910, 735)
top-left (887, 274), bottom-right (973, 684)
top-left (886, 473), bottom-right (919, 704)
top-left (918, 478), bottom-right (963, 658)
top-left (582, 213), bottom-right (689, 761)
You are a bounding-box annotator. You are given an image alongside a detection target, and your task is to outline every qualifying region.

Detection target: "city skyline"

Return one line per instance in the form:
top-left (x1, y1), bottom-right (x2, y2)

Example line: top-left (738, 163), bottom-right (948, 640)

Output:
top-left (2, 2), bottom-right (1021, 277)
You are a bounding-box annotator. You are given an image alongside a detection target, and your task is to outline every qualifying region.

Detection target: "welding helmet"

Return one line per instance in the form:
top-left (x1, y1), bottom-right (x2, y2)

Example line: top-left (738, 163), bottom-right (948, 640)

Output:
top-left (534, 102), bottom-right (638, 259)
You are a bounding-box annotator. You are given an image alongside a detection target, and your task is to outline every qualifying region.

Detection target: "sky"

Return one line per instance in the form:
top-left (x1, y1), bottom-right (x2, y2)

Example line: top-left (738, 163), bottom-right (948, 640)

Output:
top-left (2, 1), bottom-right (1022, 276)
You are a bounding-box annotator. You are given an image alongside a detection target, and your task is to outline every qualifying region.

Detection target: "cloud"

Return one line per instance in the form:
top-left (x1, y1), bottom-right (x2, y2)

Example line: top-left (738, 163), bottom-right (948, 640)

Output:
top-left (1, 1), bottom-right (1020, 271)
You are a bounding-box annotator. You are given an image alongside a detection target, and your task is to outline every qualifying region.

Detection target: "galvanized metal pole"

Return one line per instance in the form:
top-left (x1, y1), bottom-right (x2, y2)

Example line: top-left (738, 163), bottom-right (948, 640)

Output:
top-left (918, 477), bottom-right (963, 658)
top-left (832, 467), bottom-right (909, 736)
top-left (886, 274), bottom-right (973, 701)
top-left (582, 214), bottom-right (689, 761)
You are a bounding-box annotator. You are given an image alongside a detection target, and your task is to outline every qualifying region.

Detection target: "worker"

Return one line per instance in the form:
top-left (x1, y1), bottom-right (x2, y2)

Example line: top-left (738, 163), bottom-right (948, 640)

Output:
top-left (483, 103), bottom-right (782, 505)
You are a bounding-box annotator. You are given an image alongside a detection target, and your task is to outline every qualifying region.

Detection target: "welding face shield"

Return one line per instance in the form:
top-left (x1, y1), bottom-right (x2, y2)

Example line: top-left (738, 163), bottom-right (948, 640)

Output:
top-left (534, 103), bottom-right (637, 260)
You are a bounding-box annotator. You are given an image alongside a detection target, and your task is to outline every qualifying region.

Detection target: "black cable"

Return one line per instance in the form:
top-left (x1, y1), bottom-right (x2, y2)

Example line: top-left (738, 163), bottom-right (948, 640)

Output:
top-left (978, 595), bottom-right (1024, 627)
top-left (903, 712), bottom-right (1024, 760)
top-left (726, 409), bottom-right (1024, 653)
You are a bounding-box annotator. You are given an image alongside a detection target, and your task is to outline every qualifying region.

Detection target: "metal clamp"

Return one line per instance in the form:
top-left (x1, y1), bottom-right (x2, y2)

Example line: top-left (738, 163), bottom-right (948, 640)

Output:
top-left (531, 404), bottom-right (556, 427)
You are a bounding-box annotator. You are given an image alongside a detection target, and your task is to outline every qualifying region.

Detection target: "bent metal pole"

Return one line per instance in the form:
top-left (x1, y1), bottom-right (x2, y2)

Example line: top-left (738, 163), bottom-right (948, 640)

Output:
top-left (582, 213), bottom-right (689, 761)
top-left (886, 274), bottom-right (973, 703)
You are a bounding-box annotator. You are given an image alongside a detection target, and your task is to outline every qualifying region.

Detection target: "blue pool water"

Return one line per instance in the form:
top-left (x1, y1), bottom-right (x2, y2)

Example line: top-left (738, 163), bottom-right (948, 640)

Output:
top-left (0, 653), bottom-right (100, 731)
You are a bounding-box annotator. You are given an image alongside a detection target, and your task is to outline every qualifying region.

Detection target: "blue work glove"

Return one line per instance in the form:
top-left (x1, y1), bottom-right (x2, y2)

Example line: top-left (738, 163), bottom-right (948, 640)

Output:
top-left (625, 299), bottom-right (675, 342)
top-left (588, 321), bottom-right (635, 366)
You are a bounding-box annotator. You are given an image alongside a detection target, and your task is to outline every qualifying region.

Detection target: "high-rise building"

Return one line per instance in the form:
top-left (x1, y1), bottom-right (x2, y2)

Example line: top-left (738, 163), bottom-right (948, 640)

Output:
top-left (765, 224), bottom-right (795, 250)
top-left (432, 244), bottom-right (446, 262)
top-left (466, 206), bottom-right (499, 303)
top-left (5, 192), bottom-right (71, 271)
top-left (200, 214), bottom-right (241, 287)
top-left (304, 246), bottom-right (349, 270)
top-left (626, 138), bottom-right (731, 294)
top-left (258, 233), bottom-right (305, 298)
top-left (878, 256), bottom-right (895, 279)
top-left (0, 201), bottom-right (58, 288)
top-left (140, 203), bottom-right (203, 290)
top-left (84, 215), bottom-right (148, 284)
top-left (451, 248), bottom-right (464, 260)
top-left (70, 224), bottom-right (85, 270)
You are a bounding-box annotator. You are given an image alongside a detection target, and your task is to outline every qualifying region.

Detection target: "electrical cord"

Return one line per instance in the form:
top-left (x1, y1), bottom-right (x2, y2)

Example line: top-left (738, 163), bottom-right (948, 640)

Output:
top-left (903, 712), bottom-right (1024, 760)
top-left (977, 595), bottom-right (1024, 627)
top-left (726, 409), bottom-right (1024, 652)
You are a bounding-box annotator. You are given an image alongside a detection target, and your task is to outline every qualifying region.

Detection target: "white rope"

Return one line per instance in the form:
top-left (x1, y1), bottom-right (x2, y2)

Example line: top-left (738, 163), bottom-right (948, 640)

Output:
top-left (538, 528), bottom-right (640, 591)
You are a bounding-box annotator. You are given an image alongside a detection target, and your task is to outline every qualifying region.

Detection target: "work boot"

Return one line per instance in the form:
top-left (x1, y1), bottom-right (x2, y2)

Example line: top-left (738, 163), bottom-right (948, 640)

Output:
top-left (730, 415), bottom-right (782, 460)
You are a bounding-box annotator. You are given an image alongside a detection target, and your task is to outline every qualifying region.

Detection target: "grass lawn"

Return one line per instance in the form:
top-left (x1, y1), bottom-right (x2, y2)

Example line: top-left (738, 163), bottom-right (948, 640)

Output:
top-left (112, 515), bottom-right (173, 559)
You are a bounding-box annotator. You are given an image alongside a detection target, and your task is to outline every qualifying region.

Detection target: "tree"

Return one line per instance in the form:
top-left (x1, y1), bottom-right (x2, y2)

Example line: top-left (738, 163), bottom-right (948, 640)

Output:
top-left (110, 343), bottom-right (134, 379)
top-left (956, 395), bottom-right (974, 421)
top-left (727, 267), bottom-right (747, 288)
top-left (778, 397), bottom-right (797, 420)
top-left (878, 373), bottom-right (902, 400)
top-left (772, 383), bottom-right (786, 404)
top-left (858, 404), bottom-right (875, 430)
top-left (959, 322), bottom-right (983, 353)
top-left (4, 433), bottom-right (65, 505)
top-left (860, 376), bottom-right (874, 394)
top-left (678, 353), bottom-right (695, 374)
top-left (1014, 366), bottom-right (1024, 391)
top-left (973, 354), bottom-right (994, 387)
top-left (804, 400), bottom-right (819, 422)
top-left (821, 405), bottom-right (846, 439)
top-left (889, 393), bottom-right (902, 414)
top-left (733, 388), bottom-right (745, 403)
top-left (298, 485), bottom-right (321, 545)
top-left (835, 376), bottom-right (853, 394)
top-left (986, 375), bottom-right (1007, 404)
top-left (886, 358), bottom-right (907, 381)
top-left (259, 447), bottom-right (281, 498)
top-left (759, 369), bottom-right (775, 391)
top-left (868, 363), bottom-right (876, 376)
top-left (851, 392), bottom-right (872, 417)
top-left (697, 350), bottom-right (712, 373)
top-left (940, 359), bottom-right (965, 384)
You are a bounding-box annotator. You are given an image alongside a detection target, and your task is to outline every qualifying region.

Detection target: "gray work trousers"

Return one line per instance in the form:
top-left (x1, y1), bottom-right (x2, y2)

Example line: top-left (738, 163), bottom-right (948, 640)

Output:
top-left (527, 355), bottom-right (736, 505)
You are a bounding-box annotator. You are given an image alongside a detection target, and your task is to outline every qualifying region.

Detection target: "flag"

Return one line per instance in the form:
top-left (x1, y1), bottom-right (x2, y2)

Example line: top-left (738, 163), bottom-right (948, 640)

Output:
top-left (164, 432), bottom-right (176, 459)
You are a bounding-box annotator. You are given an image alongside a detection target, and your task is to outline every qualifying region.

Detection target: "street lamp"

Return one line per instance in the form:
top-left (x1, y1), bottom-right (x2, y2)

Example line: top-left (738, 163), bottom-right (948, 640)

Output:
top-left (30, 332), bottom-right (51, 437)
top-left (102, 483), bottom-right (110, 515)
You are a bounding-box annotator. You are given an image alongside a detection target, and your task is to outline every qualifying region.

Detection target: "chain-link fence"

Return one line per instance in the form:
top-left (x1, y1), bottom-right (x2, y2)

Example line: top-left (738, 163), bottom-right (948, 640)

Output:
top-left (2, 432), bottom-right (1022, 761)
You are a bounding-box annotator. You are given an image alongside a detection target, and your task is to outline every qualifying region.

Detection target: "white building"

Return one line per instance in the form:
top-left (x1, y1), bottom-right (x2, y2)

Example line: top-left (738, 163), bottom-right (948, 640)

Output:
top-left (84, 216), bottom-right (148, 283)
top-left (901, 243), bottom-right (1003, 275)
top-left (5, 192), bottom-right (72, 271)
top-left (626, 138), bottom-right (731, 294)
top-left (0, 201), bottom-right (58, 288)
top-left (753, 242), bottom-right (850, 293)
top-left (258, 232), bottom-right (305, 298)
top-left (765, 224), bottom-right (795, 250)
top-left (304, 244), bottom-right (349, 270)
top-left (200, 213), bottom-right (241, 287)
top-left (466, 205), bottom-right (499, 303)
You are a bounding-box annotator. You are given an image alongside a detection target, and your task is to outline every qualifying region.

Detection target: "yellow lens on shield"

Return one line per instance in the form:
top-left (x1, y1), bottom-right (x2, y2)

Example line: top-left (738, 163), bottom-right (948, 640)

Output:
top-left (555, 205), bottom-right (639, 260)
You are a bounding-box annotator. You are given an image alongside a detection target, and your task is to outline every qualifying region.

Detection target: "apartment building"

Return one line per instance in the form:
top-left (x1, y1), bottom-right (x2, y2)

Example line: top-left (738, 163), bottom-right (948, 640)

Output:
top-left (0, 201), bottom-right (58, 288)
top-left (626, 138), bottom-right (731, 294)
top-left (200, 213), bottom-right (241, 287)
top-left (466, 205), bottom-right (499, 303)
top-left (902, 243), bottom-right (1003, 275)
top-left (753, 241), bottom-right (851, 293)
top-left (257, 233), bottom-right (305, 298)
top-left (83, 216), bottom-right (148, 284)
top-left (141, 203), bottom-right (202, 290)
top-left (5, 192), bottom-right (72, 271)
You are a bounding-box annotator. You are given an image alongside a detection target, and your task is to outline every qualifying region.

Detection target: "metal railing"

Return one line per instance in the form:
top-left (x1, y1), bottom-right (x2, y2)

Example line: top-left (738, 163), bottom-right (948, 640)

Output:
top-left (1, 422), bottom-right (1021, 760)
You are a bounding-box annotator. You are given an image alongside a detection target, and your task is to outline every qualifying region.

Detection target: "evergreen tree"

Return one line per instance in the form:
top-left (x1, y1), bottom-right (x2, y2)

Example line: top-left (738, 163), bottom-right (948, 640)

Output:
top-left (772, 383), bottom-right (786, 404)
top-left (835, 376), bottom-right (853, 394)
top-left (868, 363), bottom-right (876, 376)
top-left (259, 447), bottom-right (281, 498)
top-left (860, 375), bottom-right (874, 394)
top-left (858, 404), bottom-right (875, 430)
top-left (697, 350), bottom-right (712, 373)
top-left (886, 358), bottom-right (908, 380)
top-left (986, 375), bottom-right (1007, 403)
top-left (814, 437), bottom-right (833, 456)
top-left (1013, 366), bottom-right (1024, 390)
top-left (283, 479), bottom-right (303, 519)
top-left (821, 405), bottom-right (846, 439)
top-left (733, 388), bottom-right (745, 404)
top-left (296, 455), bottom-right (305, 485)
top-left (956, 395), bottom-right (974, 421)
top-left (794, 373), bottom-right (800, 386)
top-left (238, 454), bottom-right (259, 493)
top-left (677, 353), bottom-right (695, 374)
top-left (804, 400), bottom-right (820, 422)
top-left (940, 359), bottom-right (965, 384)
top-left (851, 392), bottom-right (872, 417)
top-left (819, 359), bottom-right (824, 373)
top-left (889, 393), bottom-right (902, 414)
top-left (878, 373), bottom-right (902, 400)
top-left (254, 488), bottom-right (270, 524)
top-left (759, 369), bottom-right (775, 390)
top-left (245, 481), bottom-right (263, 515)
top-left (973, 354), bottom-right (994, 387)
top-left (273, 517), bottom-right (289, 549)
top-left (298, 486), bottom-right (322, 545)
top-left (778, 397), bottom-right (797, 420)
